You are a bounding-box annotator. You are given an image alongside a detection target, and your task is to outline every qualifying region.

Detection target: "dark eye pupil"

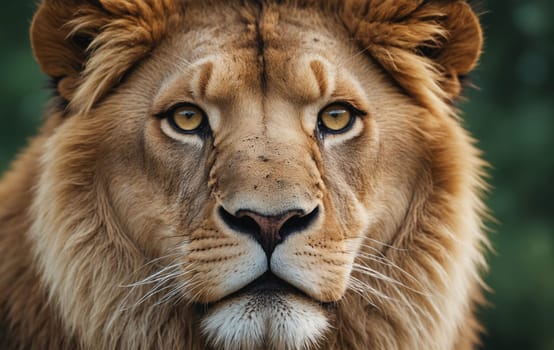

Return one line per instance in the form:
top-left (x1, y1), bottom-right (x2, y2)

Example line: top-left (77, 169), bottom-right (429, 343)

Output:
top-left (180, 111), bottom-right (196, 118)
top-left (329, 109), bottom-right (346, 118)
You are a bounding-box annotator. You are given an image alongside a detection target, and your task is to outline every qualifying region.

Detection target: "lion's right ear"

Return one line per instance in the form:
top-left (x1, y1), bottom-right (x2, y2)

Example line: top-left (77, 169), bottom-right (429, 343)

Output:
top-left (31, 0), bottom-right (181, 114)
top-left (31, 0), bottom-right (105, 102)
top-left (341, 0), bottom-right (483, 116)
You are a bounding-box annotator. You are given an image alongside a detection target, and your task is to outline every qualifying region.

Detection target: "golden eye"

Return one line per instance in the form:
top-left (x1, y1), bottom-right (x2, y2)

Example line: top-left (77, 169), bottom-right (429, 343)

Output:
top-left (318, 103), bottom-right (356, 134)
top-left (168, 104), bottom-right (206, 133)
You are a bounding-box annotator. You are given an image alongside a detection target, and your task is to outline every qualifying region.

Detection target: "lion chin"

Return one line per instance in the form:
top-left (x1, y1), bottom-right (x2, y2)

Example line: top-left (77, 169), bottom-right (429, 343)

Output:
top-left (201, 274), bottom-right (329, 350)
top-left (0, 0), bottom-right (489, 349)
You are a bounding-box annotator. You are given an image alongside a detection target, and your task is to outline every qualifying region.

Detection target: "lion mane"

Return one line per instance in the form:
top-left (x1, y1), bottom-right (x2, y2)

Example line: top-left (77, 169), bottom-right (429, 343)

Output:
top-left (0, 1), bottom-right (488, 349)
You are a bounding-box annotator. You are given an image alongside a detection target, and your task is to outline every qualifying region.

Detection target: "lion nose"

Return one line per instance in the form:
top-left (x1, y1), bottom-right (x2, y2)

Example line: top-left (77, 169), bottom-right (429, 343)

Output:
top-left (218, 206), bottom-right (320, 258)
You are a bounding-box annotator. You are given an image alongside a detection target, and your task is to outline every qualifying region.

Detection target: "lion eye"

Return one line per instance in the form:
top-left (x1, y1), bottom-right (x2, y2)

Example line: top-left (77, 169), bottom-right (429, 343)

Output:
top-left (318, 103), bottom-right (356, 134)
top-left (168, 104), bottom-right (206, 133)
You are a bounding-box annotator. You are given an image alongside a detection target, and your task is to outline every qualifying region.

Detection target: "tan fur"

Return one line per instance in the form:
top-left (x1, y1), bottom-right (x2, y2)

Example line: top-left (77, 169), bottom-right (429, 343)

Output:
top-left (0, 1), bottom-right (488, 349)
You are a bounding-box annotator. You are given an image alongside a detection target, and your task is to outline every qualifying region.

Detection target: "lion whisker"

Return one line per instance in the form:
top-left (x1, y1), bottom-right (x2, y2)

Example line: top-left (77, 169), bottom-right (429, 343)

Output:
top-left (348, 274), bottom-right (436, 333)
top-left (355, 252), bottom-right (427, 292)
top-left (352, 263), bottom-right (429, 297)
top-left (352, 264), bottom-right (405, 286)
top-left (132, 280), bottom-right (182, 308)
top-left (359, 239), bottom-right (407, 251)
top-left (153, 280), bottom-right (190, 307)
top-left (347, 276), bottom-right (393, 306)
top-left (122, 262), bottom-right (184, 288)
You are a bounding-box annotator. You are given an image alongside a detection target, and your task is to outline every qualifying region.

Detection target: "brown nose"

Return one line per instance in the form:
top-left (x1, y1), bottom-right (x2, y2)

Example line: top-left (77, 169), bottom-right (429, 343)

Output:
top-left (218, 206), bottom-right (320, 258)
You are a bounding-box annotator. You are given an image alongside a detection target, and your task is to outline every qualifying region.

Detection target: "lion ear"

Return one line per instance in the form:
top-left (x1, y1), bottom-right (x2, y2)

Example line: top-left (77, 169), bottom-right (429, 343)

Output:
top-left (31, 0), bottom-right (106, 102)
top-left (31, 0), bottom-right (180, 114)
top-left (345, 0), bottom-right (483, 114)
top-left (431, 1), bottom-right (483, 97)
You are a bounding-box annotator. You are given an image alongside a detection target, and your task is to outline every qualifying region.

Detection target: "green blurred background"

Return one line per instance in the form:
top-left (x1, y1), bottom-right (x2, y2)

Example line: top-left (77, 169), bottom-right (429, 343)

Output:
top-left (1, 1), bottom-right (553, 349)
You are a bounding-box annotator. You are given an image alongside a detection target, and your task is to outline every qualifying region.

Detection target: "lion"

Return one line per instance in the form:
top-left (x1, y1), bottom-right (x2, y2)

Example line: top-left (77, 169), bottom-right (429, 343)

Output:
top-left (0, 0), bottom-right (488, 349)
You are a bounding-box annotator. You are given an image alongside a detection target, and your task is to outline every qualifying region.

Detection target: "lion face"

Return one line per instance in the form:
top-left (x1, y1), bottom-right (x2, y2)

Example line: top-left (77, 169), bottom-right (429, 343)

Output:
top-left (27, 1), bottom-right (485, 349)
top-left (96, 8), bottom-right (390, 347)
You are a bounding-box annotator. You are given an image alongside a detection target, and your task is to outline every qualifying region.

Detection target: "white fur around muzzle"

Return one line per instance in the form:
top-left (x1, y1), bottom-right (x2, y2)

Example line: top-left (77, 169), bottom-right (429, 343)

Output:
top-left (201, 293), bottom-right (329, 350)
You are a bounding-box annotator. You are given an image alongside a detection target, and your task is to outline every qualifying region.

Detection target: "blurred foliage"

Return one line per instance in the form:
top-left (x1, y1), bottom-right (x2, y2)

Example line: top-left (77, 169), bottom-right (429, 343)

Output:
top-left (0, 1), bottom-right (553, 349)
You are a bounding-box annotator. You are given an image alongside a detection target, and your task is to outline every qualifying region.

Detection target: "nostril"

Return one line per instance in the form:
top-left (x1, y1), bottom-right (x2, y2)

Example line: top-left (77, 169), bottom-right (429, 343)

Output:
top-left (218, 207), bottom-right (261, 237)
top-left (279, 206), bottom-right (320, 239)
top-left (218, 205), bottom-right (320, 257)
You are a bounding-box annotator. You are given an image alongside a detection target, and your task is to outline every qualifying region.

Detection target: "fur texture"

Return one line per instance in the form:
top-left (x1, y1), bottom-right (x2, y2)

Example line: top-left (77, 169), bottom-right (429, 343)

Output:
top-left (0, 1), bottom-right (488, 349)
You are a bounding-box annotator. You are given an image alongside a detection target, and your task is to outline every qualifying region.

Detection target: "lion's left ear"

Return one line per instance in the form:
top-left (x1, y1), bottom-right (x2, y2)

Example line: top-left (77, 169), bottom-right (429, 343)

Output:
top-left (31, 0), bottom-right (181, 115)
top-left (344, 0), bottom-right (483, 114)
top-left (431, 1), bottom-right (483, 97)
